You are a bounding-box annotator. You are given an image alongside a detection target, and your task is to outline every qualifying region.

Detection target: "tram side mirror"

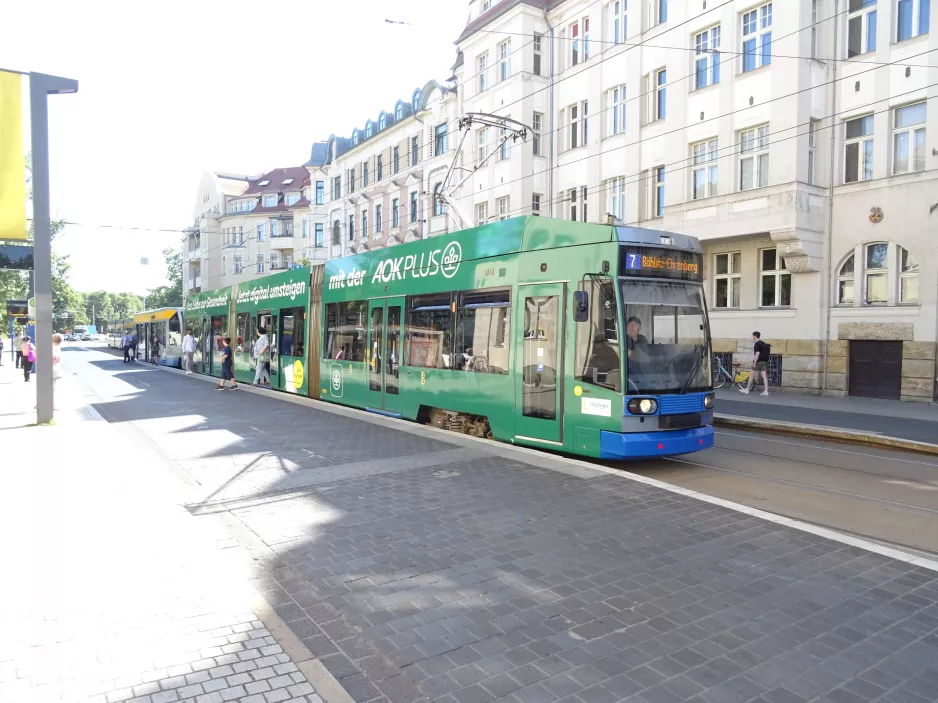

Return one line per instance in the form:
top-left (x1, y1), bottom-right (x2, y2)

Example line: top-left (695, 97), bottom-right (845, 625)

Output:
top-left (573, 290), bottom-right (589, 323)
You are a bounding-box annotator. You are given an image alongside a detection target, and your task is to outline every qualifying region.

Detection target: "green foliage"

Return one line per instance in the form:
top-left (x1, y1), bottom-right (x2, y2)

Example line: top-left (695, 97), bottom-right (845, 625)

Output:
top-left (145, 247), bottom-right (183, 309)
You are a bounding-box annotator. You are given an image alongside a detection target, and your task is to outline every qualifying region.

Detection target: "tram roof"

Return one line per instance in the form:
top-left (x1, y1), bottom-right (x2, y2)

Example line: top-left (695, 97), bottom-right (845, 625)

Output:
top-left (133, 307), bottom-right (182, 323)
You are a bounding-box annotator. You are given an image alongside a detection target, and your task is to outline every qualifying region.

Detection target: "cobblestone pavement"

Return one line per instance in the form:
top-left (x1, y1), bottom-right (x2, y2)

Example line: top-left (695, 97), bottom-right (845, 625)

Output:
top-left (68, 352), bottom-right (938, 702)
top-left (0, 360), bottom-right (323, 703)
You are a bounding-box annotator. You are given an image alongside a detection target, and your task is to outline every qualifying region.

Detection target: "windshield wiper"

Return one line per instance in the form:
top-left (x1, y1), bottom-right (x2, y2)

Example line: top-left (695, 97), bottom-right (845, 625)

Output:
top-left (679, 345), bottom-right (706, 394)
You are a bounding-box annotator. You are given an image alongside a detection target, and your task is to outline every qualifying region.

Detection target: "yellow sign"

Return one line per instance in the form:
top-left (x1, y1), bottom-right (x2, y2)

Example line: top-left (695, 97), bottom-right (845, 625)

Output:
top-left (293, 360), bottom-right (304, 389)
top-left (573, 385), bottom-right (583, 397)
top-left (0, 71), bottom-right (26, 241)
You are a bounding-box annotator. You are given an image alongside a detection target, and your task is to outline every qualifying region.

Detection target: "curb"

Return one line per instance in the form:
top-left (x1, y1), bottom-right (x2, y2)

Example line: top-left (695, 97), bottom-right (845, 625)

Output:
top-left (714, 413), bottom-right (938, 456)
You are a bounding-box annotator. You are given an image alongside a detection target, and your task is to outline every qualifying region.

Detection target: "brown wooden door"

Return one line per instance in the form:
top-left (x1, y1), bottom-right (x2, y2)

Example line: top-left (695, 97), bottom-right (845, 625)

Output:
top-left (849, 341), bottom-right (902, 399)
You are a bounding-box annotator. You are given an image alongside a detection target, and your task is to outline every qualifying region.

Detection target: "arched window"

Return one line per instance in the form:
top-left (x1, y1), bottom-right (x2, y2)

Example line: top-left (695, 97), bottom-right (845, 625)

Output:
top-left (433, 183), bottom-right (446, 216)
top-left (352, 130), bottom-right (360, 145)
top-left (837, 253), bottom-right (854, 304)
top-left (899, 246), bottom-right (919, 303)
top-left (413, 89), bottom-right (422, 110)
top-left (379, 114), bottom-right (387, 130)
top-left (864, 242), bottom-right (888, 304)
top-left (365, 122), bottom-right (373, 138)
top-left (396, 102), bottom-right (404, 120)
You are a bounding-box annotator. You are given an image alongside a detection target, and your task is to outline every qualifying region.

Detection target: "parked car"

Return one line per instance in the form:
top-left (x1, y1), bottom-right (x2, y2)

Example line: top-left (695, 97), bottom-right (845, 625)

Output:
top-left (79, 334), bottom-right (91, 341)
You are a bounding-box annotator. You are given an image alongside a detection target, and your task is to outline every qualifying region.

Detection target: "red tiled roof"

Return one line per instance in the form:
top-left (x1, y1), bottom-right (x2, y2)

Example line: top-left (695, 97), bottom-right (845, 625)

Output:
top-left (243, 166), bottom-right (311, 195)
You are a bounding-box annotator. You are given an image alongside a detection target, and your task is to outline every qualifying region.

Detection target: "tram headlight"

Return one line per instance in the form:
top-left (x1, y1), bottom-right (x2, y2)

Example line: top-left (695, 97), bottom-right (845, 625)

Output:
top-left (627, 398), bottom-right (658, 415)
top-left (703, 393), bottom-right (715, 409)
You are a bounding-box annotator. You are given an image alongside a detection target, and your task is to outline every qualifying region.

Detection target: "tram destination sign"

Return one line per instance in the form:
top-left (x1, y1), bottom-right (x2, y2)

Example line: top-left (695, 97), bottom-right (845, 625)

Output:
top-left (620, 247), bottom-right (703, 282)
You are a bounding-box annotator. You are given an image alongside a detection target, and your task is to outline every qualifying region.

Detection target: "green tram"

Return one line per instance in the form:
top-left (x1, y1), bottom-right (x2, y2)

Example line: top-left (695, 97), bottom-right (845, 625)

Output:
top-left (185, 216), bottom-right (715, 459)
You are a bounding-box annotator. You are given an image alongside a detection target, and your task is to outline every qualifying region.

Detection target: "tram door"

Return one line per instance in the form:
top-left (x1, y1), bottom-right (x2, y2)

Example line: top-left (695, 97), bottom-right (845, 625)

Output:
top-left (198, 316), bottom-right (211, 374)
top-left (258, 312), bottom-right (277, 387)
top-left (366, 297), bottom-right (404, 415)
top-left (514, 283), bottom-right (564, 445)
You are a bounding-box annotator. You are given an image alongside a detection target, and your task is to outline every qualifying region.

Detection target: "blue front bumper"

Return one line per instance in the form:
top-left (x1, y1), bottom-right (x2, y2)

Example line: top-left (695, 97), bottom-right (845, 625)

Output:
top-left (599, 425), bottom-right (714, 459)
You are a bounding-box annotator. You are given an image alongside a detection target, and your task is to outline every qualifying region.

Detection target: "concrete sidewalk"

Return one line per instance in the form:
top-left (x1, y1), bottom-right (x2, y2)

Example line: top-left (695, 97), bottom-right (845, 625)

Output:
top-left (714, 388), bottom-right (938, 448)
top-left (0, 361), bottom-right (328, 703)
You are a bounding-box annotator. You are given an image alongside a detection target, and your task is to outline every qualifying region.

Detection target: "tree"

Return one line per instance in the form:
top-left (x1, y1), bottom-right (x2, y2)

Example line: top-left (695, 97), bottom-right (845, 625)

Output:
top-left (145, 247), bottom-right (183, 309)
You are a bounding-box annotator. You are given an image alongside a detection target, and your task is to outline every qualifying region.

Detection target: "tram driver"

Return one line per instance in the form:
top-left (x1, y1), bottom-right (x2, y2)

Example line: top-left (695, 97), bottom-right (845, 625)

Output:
top-left (625, 316), bottom-right (648, 358)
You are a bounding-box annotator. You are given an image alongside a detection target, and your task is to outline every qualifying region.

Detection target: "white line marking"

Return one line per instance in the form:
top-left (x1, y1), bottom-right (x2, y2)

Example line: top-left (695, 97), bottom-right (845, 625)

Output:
top-left (716, 429), bottom-right (938, 467)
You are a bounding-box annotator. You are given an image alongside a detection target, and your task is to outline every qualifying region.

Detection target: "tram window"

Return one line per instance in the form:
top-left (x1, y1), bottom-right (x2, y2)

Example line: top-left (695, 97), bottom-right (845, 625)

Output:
top-left (454, 289), bottom-right (510, 374)
top-left (574, 279), bottom-right (621, 391)
top-left (236, 313), bottom-right (249, 353)
top-left (326, 301), bottom-right (366, 361)
top-left (168, 312), bottom-right (182, 347)
top-left (279, 307), bottom-right (304, 357)
top-left (405, 293), bottom-right (453, 369)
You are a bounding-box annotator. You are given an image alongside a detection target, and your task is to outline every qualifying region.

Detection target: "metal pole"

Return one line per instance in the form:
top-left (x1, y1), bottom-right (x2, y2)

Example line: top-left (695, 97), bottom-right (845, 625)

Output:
top-left (29, 72), bottom-right (78, 424)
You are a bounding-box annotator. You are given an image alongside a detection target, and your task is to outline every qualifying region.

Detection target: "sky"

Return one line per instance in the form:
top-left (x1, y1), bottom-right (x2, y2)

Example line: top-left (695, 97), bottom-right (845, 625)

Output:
top-left (1, 0), bottom-right (466, 295)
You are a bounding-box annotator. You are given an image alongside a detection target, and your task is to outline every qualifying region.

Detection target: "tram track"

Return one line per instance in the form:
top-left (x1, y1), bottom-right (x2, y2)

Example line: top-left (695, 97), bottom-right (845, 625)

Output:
top-left (601, 427), bottom-right (938, 556)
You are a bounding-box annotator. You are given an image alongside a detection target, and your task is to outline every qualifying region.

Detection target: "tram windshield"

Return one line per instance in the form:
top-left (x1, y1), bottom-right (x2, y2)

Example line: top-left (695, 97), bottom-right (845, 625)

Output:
top-left (620, 279), bottom-right (710, 395)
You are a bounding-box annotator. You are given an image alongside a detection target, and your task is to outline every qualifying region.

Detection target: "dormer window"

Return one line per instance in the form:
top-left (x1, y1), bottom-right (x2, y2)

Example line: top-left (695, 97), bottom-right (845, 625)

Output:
top-left (396, 103), bottom-right (404, 120)
top-left (482, 0), bottom-right (491, 10)
top-left (412, 89), bottom-right (421, 110)
top-left (258, 180), bottom-right (270, 186)
top-left (379, 114), bottom-right (387, 130)
top-left (365, 122), bottom-right (373, 138)
top-left (352, 130), bottom-right (360, 145)
top-left (282, 178), bottom-right (294, 185)
top-left (263, 195), bottom-right (277, 207)
top-left (286, 193), bottom-right (300, 206)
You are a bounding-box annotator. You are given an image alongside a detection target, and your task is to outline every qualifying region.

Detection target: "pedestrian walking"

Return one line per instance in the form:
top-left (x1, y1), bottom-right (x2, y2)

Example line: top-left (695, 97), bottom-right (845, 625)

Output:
top-left (151, 333), bottom-right (160, 365)
top-left (52, 333), bottom-right (63, 390)
top-left (215, 337), bottom-right (238, 390)
top-left (21, 336), bottom-right (35, 382)
top-left (740, 331), bottom-right (771, 396)
top-left (182, 328), bottom-right (197, 374)
top-left (14, 332), bottom-right (23, 368)
top-left (252, 327), bottom-right (271, 387)
top-left (122, 332), bottom-right (132, 363)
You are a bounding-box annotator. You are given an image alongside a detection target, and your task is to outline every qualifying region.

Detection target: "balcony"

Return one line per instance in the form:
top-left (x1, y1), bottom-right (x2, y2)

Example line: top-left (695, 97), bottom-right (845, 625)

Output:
top-left (270, 236), bottom-right (295, 250)
top-left (269, 264), bottom-right (291, 271)
top-left (186, 247), bottom-right (201, 261)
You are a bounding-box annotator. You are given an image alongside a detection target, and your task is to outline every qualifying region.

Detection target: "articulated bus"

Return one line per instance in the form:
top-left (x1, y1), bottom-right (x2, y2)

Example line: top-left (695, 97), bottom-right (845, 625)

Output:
top-left (183, 216), bottom-right (714, 459)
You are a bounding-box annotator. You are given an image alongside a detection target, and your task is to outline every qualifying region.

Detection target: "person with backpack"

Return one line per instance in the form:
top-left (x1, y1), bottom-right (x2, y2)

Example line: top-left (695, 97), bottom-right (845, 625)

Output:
top-left (740, 331), bottom-right (771, 396)
top-left (21, 335), bottom-right (36, 382)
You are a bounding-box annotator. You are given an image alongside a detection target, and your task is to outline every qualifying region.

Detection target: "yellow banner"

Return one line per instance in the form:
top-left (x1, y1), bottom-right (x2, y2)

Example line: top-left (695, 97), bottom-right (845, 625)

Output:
top-left (0, 71), bottom-right (26, 241)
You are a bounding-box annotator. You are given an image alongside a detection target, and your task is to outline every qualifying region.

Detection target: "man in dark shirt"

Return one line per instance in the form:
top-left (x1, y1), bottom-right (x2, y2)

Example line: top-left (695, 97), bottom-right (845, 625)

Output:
top-left (625, 316), bottom-right (648, 357)
top-left (740, 330), bottom-right (770, 396)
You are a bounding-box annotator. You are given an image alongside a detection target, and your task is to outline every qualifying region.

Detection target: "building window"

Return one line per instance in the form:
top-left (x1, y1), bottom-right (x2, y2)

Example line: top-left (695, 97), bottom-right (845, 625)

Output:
top-left (583, 17), bottom-right (591, 59)
top-left (611, 0), bottom-right (627, 43)
top-left (742, 2), bottom-right (772, 72)
top-left (377, 154), bottom-right (383, 181)
top-left (694, 26), bottom-right (721, 89)
top-left (808, 119), bottom-right (819, 185)
top-left (567, 101), bottom-right (588, 149)
top-left (379, 114), bottom-right (387, 130)
top-left (570, 20), bottom-right (580, 66)
top-left (352, 131), bottom-right (360, 146)
top-left (270, 252), bottom-right (280, 270)
top-left (864, 242), bottom-right (888, 303)
top-left (302, 215), bottom-right (309, 238)
top-left (837, 253), bottom-right (854, 304)
top-left (221, 256), bottom-right (225, 275)
top-left (393, 146), bottom-right (400, 174)
top-left (257, 222), bottom-right (266, 242)
top-left (365, 123), bottom-right (373, 139)
top-left (396, 103), bottom-right (404, 121)
top-left (315, 223), bottom-right (324, 248)
top-left (691, 139), bottom-right (718, 199)
top-left (478, 52), bottom-right (489, 92)
top-left (263, 194), bottom-right (277, 207)
top-left (533, 33), bottom-right (542, 75)
top-left (609, 85), bottom-right (626, 135)
top-left (374, 204), bottom-right (382, 235)
top-left (270, 219), bottom-right (279, 238)
top-left (844, 114), bottom-right (874, 183)
top-left (897, 0), bottom-right (929, 42)
top-left (497, 196), bottom-right (510, 220)
top-left (714, 252), bottom-right (741, 308)
top-left (392, 198), bottom-right (400, 228)
top-left (332, 220), bottom-right (341, 245)
top-left (499, 126), bottom-right (511, 160)
top-left (410, 191), bottom-right (418, 223)
top-left (476, 202), bottom-right (489, 225)
top-left (434, 123), bottom-right (448, 156)
top-left (348, 167), bottom-right (355, 194)
top-left (654, 166), bottom-right (665, 218)
top-left (332, 176), bottom-right (341, 201)
top-left (532, 112), bottom-right (543, 155)
top-left (569, 187), bottom-right (588, 222)
top-left (499, 40), bottom-right (511, 81)
top-left (360, 209), bottom-right (368, 238)
top-left (847, 0), bottom-right (877, 56)
top-left (811, 0), bottom-right (820, 58)
top-left (760, 248), bottom-right (791, 307)
top-left (234, 253), bottom-right (243, 275)
top-left (893, 102), bottom-right (926, 174)
top-left (477, 127), bottom-right (489, 163)
top-left (315, 181), bottom-right (324, 205)
top-left (607, 176), bottom-right (626, 221)
top-left (411, 135), bottom-right (419, 165)
top-left (739, 124), bottom-right (769, 190)
top-left (256, 253), bottom-right (264, 273)
top-left (287, 193), bottom-right (301, 206)
top-left (348, 214), bottom-right (355, 241)
top-left (655, 69), bottom-right (666, 120)
top-left (363, 161), bottom-right (369, 187)
top-left (899, 246), bottom-right (919, 303)
top-left (433, 183), bottom-right (446, 216)
top-left (532, 193), bottom-right (542, 215)
top-left (481, 0), bottom-right (490, 10)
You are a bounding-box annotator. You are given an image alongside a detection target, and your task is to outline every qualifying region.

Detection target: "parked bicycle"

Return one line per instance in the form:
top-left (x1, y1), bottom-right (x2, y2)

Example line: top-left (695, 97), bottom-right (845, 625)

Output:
top-left (711, 355), bottom-right (766, 392)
